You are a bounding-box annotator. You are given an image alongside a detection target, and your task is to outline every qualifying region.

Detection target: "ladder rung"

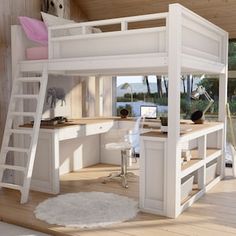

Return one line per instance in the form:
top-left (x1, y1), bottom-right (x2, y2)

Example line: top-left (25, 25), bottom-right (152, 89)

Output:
top-left (10, 112), bottom-right (35, 117)
top-left (0, 182), bottom-right (22, 191)
top-left (0, 164), bottom-right (25, 172)
top-left (5, 147), bottom-right (28, 153)
top-left (13, 94), bottom-right (39, 100)
top-left (17, 77), bottom-right (43, 82)
top-left (9, 129), bottom-right (33, 135)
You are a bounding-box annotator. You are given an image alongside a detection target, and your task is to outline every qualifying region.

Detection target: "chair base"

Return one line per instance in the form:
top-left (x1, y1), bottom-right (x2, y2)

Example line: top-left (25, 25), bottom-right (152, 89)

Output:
top-left (103, 150), bottom-right (134, 188)
top-left (103, 171), bottom-right (134, 188)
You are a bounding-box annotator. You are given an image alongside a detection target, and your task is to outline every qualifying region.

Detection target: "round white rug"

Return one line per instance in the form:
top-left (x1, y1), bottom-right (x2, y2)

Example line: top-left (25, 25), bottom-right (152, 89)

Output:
top-left (34, 192), bottom-right (139, 228)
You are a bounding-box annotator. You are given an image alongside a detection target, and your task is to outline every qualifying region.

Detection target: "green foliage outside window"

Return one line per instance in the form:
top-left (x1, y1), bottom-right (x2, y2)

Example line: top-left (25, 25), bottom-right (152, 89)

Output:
top-left (229, 40), bottom-right (236, 70)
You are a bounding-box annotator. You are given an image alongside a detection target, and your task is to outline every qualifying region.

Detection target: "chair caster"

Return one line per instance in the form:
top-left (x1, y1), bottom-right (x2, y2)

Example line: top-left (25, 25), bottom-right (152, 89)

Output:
top-left (122, 179), bottom-right (128, 188)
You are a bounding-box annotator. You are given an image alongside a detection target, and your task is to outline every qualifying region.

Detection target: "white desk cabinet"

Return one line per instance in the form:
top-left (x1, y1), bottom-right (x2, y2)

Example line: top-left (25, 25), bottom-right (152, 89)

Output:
top-left (140, 139), bottom-right (166, 215)
top-left (14, 120), bottom-right (114, 194)
top-left (31, 131), bottom-right (59, 194)
top-left (19, 129), bottom-right (101, 194)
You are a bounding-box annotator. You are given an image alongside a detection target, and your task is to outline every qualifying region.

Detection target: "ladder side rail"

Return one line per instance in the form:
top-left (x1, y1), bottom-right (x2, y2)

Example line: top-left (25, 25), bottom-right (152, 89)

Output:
top-left (0, 65), bottom-right (21, 181)
top-left (21, 64), bottom-right (48, 203)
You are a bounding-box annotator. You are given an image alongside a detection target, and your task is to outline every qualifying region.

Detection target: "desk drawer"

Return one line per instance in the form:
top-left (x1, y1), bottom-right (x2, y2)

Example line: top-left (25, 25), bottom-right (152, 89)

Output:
top-left (58, 125), bottom-right (85, 141)
top-left (86, 122), bottom-right (113, 136)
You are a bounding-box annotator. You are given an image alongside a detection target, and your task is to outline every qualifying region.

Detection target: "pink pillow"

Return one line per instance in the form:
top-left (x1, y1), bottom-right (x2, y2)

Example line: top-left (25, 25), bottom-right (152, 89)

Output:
top-left (18, 16), bottom-right (48, 45)
top-left (26, 46), bottom-right (48, 60)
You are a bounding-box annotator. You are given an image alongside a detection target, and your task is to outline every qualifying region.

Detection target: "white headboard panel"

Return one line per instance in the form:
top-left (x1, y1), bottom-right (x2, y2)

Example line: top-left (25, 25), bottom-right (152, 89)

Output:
top-left (180, 6), bottom-right (227, 64)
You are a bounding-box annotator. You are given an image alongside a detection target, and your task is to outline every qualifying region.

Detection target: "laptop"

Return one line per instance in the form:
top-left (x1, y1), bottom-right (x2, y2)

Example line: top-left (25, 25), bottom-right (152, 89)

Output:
top-left (140, 105), bottom-right (157, 119)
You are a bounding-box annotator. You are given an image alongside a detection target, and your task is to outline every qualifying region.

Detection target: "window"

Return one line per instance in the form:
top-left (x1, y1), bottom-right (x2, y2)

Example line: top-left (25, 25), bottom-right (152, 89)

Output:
top-left (116, 75), bottom-right (168, 117)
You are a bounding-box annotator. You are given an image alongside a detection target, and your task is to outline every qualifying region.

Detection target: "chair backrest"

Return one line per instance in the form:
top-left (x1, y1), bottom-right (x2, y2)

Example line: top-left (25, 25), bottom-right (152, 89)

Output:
top-left (127, 116), bottom-right (142, 153)
top-left (104, 117), bottom-right (143, 153)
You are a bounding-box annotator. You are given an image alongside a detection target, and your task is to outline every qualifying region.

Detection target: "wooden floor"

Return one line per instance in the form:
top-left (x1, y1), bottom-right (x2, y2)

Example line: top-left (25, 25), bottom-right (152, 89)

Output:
top-left (0, 165), bottom-right (236, 236)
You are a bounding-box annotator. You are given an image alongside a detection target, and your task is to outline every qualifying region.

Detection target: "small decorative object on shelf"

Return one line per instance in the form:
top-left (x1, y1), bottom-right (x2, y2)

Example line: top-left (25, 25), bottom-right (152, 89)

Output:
top-left (182, 149), bottom-right (192, 162)
top-left (181, 157), bottom-right (187, 165)
top-left (31, 116), bottom-right (68, 126)
top-left (51, 116), bottom-right (68, 124)
top-left (160, 116), bottom-right (168, 133)
top-left (120, 108), bottom-right (129, 118)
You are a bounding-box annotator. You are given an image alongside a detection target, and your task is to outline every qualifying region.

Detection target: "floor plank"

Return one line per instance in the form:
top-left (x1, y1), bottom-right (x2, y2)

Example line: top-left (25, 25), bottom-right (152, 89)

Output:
top-left (0, 165), bottom-right (236, 236)
top-left (0, 222), bottom-right (50, 236)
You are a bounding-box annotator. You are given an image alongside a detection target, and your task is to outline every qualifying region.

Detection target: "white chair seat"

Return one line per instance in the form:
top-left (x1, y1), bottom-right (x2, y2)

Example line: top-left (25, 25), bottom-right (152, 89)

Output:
top-left (105, 142), bottom-right (132, 151)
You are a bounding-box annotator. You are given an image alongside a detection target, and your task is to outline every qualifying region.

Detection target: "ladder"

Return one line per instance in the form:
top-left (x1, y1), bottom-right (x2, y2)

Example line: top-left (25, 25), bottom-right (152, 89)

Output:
top-left (0, 64), bottom-right (48, 203)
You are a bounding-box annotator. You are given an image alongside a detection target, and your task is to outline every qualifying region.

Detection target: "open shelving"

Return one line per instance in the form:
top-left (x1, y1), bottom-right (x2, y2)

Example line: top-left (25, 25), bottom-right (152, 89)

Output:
top-left (180, 126), bottom-right (224, 211)
top-left (140, 121), bottom-right (225, 217)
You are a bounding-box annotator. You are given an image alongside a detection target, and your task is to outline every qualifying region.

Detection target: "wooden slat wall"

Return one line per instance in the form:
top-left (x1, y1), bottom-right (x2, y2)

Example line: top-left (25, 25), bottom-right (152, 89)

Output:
top-left (76, 0), bottom-right (236, 38)
top-left (70, 0), bottom-right (88, 21)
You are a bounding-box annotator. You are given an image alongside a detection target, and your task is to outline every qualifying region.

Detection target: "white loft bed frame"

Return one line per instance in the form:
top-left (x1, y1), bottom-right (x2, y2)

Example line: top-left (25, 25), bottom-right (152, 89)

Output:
top-left (12, 4), bottom-right (227, 76)
top-left (10, 3), bottom-right (228, 218)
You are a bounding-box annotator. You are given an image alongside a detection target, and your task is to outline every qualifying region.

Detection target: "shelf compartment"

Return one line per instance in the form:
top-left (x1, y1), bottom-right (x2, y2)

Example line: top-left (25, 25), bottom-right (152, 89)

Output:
top-left (181, 158), bottom-right (204, 178)
top-left (181, 175), bottom-right (194, 202)
top-left (180, 188), bottom-right (204, 211)
top-left (180, 176), bottom-right (221, 212)
top-left (205, 175), bottom-right (221, 192)
top-left (206, 148), bottom-right (222, 163)
top-left (206, 160), bottom-right (218, 185)
top-left (181, 183), bottom-right (200, 205)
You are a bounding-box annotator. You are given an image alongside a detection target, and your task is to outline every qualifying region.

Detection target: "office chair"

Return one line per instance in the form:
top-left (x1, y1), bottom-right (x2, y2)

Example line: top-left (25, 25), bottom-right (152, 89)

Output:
top-left (103, 117), bottom-right (142, 188)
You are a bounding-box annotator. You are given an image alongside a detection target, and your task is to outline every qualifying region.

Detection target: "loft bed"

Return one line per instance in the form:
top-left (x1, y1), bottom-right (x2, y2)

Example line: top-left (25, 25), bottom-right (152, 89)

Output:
top-left (12, 4), bottom-right (227, 76)
top-left (7, 3), bottom-right (228, 218)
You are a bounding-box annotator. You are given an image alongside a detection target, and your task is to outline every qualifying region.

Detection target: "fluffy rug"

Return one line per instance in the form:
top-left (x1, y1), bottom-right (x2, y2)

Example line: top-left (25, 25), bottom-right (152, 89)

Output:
top-left (34, 192), bottom-right (138, 228)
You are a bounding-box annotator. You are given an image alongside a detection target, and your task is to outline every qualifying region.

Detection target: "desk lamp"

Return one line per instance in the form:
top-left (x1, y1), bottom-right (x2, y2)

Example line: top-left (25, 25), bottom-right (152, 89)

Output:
top-left (190, 85), bottom-right (214, 124)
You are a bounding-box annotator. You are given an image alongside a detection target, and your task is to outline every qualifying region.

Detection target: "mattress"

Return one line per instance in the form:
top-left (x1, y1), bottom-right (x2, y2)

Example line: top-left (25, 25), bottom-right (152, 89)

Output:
top-left (26, 46), bottom-right (48, 60)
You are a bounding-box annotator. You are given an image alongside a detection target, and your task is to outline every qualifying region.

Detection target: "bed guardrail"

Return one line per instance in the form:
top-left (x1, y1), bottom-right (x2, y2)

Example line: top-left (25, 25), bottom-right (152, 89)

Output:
top-left (48, 12), bottom-right (169, 59)
top-left (47, 3), bottom-right (227, 69)
top-left (49, 12), bottom-right (168, 33)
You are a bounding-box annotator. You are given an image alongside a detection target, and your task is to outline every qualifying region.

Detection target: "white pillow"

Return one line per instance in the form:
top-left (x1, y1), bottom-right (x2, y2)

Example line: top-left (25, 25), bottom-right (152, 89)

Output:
top-left (41, 12), bottom-right (92, 36)
top-left (92, 27), bottom-right (102, 33)
top-left (41, 12), bottom-right (102, 36)
top-left (41, 12), bottom-right (73, 27)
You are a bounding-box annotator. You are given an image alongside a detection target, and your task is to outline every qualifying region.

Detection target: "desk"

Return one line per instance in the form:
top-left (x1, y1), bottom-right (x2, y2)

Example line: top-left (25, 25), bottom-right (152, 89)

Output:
top-left (15, 118), bottom-right (140, 194)
top-left (15, 118), bottom-right (224, 217)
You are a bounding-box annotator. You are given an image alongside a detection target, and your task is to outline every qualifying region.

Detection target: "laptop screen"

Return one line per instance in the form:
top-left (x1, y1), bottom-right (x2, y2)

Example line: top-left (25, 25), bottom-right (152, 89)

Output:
top-left (140, 105), bottom-right (157, 119)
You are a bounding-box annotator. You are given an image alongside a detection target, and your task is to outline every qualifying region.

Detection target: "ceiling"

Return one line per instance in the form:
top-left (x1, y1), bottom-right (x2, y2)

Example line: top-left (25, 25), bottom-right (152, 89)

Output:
top-left (75, 0), bottom-right (236, 38)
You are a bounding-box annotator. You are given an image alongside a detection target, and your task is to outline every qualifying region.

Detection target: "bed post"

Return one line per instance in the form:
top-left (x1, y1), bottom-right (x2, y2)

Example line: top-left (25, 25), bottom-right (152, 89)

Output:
top-left (218, 32), bottom-right (229, 178)
top-left (11, 25), bottom-right (28, 185)
top-left (166, 3), bottom-right (182, 218)
top-left (11, 25), bottom-right (28, 79)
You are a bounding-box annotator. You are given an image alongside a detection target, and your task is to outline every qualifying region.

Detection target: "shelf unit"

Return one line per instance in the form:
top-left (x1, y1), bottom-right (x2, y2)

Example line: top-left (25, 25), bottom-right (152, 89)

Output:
top-left (140, 121), bottom-right (225, 217)
top-left (179, 127), bottom-right (223, 212)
